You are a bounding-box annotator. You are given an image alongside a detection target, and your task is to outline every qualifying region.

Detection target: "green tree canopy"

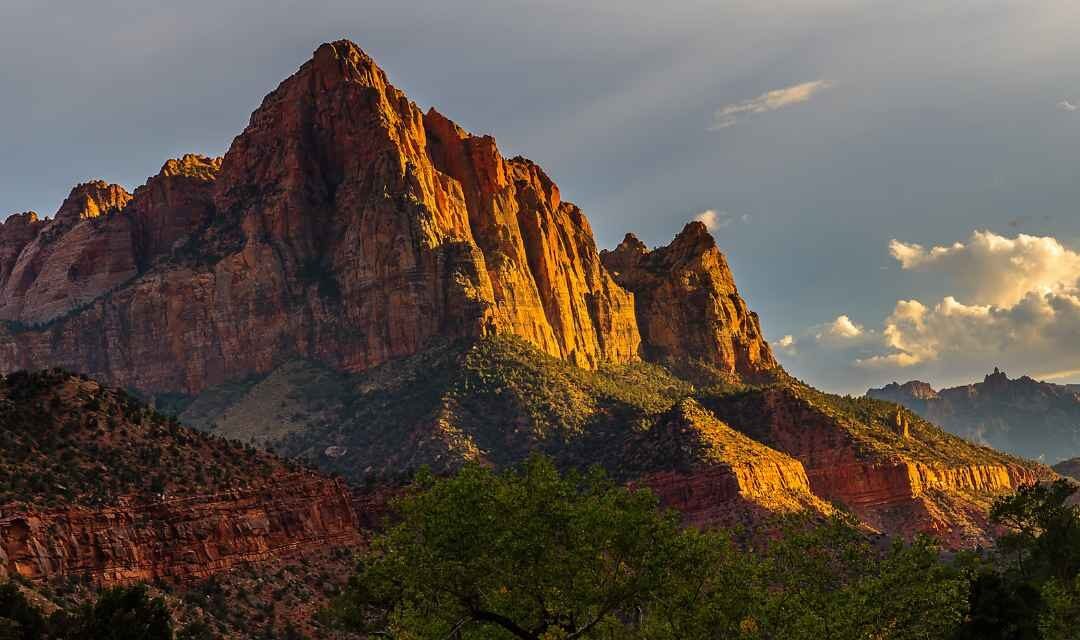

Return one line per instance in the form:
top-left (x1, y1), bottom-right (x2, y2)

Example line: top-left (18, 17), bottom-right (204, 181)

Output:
top-left (333, 456), bottom-right (756, 639)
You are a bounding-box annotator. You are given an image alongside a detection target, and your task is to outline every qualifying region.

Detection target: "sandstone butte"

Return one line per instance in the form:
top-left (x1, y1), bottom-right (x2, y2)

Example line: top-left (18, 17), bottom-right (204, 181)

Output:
top-left (0, 39), bottom-right (1050, 585)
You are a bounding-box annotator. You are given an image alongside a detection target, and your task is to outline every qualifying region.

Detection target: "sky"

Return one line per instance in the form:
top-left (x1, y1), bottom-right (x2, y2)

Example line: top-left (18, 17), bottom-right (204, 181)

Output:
top-left (3, 0), bottom-right (1080, 394)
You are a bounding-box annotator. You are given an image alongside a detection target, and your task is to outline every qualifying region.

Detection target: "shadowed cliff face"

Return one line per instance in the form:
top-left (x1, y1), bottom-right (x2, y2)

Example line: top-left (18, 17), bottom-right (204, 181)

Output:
top-left (0, 477), bottom-right (359, 585)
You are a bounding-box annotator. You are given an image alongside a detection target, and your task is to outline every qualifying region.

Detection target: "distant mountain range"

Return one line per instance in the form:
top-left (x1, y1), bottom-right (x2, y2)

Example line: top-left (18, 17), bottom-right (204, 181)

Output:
top-left (868, 368), bottom-right (1080, 463)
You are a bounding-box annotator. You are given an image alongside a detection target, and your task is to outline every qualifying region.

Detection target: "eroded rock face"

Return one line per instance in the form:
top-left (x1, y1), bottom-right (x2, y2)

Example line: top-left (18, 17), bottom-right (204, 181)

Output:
top-left (129, 154), bottom-right (222, 268)
top-left (0, 213), bottom-right (44, 288)
top-left (0, 40), bottom-right (646, 392)
top-left (0, 476), bottom-right (360, 585)
top-left (601, 223), bottom-right (777, 378)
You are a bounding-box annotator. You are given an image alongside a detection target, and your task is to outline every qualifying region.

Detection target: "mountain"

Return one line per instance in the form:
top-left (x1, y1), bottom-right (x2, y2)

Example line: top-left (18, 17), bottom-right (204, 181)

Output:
top-left (868, 368), bottom-right (1080, 462)
top-left (0, 40), bottom-right (776, 394)
top-left (0, 39), bottom-right (1050, 554)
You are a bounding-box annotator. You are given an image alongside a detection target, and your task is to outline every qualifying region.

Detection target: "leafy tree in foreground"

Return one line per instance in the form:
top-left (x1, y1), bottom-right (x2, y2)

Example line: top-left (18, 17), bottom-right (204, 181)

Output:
top-left (756, 516), bottom-right (966, 640)
top-left (984, 479), bottom-right (1080, 640)
top-left (333, 456), bottom-right (756, 639)
top-left (334, 456), bottom-right (970, 639)
top-left (0, 582), bottom-right (45, 640)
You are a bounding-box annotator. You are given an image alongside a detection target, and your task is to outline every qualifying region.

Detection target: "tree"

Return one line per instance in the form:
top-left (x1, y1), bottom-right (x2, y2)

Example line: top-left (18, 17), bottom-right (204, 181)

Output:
top-left (0, 582), bottom-right (45, 640)
top-left (333, 456), bottom-right (744, 639)
top-left (65, 585), bottom-right (173, 640)
top-left (991, 480), bottom-right (1080, 584)
top-left (754, 516), bottom-right (967, 640)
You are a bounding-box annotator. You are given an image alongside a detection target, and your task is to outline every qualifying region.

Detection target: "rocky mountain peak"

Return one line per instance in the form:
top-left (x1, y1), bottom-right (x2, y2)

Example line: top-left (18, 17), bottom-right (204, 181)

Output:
top-left (54, 180), bottom-right (132, 225)
top-left (158, 154), bottom-right (222, 181)
top-left (600, 223), bottom-right (777, 377)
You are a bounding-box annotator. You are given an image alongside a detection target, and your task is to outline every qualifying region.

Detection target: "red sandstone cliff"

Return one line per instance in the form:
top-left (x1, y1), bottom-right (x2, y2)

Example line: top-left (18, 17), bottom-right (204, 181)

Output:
top-left (633, 400), bottom-right (833, 529)
top-left (0, 40), bottom-right (655, 393)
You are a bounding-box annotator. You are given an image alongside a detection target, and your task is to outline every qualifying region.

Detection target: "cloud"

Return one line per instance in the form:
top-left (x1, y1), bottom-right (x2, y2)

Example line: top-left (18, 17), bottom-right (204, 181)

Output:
top-left (777, 230), bottom-right (1080, 392)
top-left (777, 334), bottom-right (796, 349)
top-left (888, 230), bottom-right (1080, 307)
top-left (822, 315), bottom-right (864, 340)
top-left (709, 80), bottom-right (832, 130)
top-left (1059, 100), bottom-right (1078, 112)
top-left (694, 209), bottom-right (750, 231)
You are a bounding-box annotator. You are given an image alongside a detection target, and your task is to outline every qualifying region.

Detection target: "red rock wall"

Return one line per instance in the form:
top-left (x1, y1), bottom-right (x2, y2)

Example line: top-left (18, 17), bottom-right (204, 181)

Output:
top-left (0, 476), bottom-right (360, 585)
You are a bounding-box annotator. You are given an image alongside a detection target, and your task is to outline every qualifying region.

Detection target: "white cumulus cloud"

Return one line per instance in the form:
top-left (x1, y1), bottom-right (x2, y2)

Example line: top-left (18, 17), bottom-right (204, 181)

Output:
top-left (888, 230), bottom-right (1080, 307)
top-left (709, 80), bottom-right (832, 130)
top-left (1059, 100), bottom-right (1079, 112)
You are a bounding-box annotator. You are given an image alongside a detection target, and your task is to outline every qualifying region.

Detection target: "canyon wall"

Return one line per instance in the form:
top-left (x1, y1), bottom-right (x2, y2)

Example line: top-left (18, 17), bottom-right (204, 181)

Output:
top-left (0, 41), bottom-right (655, 393)
top-left (0, 476), bottom-right (360, 585)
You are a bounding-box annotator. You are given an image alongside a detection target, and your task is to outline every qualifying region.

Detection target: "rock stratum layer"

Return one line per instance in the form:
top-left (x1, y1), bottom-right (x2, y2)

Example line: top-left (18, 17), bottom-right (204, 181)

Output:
top-left (0, 476), bottom-right (359, 585)
top-left (0, 40), bottom-right (783, 394)
top-left (702, 385), bottom-right (1046, 546)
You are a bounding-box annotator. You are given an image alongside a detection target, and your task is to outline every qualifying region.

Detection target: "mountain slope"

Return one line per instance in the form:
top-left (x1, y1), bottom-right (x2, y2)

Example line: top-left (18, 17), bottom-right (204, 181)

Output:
top-left (175, 334), bottom-right (1049, 546)
top-left (868, 368), bottom-right (1080, 462)
top-left (0, 369), bottom-right (360, 585)
top-left (0, 369), bottom-right (363, 637)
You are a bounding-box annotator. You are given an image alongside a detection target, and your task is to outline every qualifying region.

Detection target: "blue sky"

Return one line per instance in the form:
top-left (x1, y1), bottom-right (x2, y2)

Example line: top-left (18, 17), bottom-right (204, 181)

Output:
top-left (3, 0), bottom-right (1080, 393)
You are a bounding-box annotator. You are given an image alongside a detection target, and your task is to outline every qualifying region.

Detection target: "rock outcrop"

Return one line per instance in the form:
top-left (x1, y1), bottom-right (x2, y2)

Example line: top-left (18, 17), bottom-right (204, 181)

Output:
top-left (0, 183), bottom-right (135, 326)
top-left (0, 477), bottom-right (360, 585)
top-left (600, 223), bottom-right (777, 378)
top-left (704, 385), bottom-right (1044, 547)
top-left (0, 213), bottom-right (44, 289)
top-left (868, 368), bottom-right (1080, 462)
top-left (635, 400), bottom-right (833, 528)
top-left (129, 154), bottom-right (222, 268)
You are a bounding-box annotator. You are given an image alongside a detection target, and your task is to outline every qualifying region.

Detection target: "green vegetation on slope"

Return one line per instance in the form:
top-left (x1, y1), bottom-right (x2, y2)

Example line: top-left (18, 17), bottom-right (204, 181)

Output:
top-left (179, 336), bottom-right (1042, 488)
top-left (0, 369), bottom-right (299, 509)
